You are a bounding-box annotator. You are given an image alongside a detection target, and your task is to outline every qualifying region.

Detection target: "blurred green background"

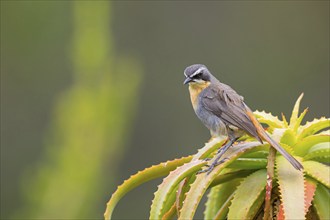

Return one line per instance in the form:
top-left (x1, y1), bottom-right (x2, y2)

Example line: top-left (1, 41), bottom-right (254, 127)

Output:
top-left (1, 1), bottom-right (329, 219)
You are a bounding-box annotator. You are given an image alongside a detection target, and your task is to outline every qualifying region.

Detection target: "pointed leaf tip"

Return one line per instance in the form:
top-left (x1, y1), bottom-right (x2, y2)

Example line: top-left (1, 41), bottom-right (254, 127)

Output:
top-left (290, 93), bottom-right (304, 128)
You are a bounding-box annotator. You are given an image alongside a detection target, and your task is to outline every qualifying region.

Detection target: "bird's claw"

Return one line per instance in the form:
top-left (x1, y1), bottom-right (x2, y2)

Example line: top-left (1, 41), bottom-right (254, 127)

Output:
top-left (197, 157), bottom-right (229, 175)
top-left (202, 158), bottom-right (211, 162)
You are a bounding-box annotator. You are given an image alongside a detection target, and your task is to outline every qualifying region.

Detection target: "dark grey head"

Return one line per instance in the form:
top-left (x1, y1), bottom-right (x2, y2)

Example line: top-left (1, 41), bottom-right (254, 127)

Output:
top-left (183, 64), bottom-right (212, 85)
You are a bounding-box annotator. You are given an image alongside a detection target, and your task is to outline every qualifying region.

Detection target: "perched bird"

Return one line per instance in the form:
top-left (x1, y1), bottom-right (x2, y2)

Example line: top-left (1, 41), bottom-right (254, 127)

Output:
top-left (183, 64), bottom-right (303, 173)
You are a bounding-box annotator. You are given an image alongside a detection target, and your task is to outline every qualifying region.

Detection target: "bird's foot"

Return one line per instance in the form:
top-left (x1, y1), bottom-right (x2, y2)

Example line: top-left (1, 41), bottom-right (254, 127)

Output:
top-left (197, 157), bottom-right (229, 175)
top-left (202, 157), bottom-right (212, 162)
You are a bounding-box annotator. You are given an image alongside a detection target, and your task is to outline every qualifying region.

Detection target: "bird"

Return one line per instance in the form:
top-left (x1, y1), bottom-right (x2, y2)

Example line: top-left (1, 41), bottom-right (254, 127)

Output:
top-left (183, 64), bottom-right (303, 173)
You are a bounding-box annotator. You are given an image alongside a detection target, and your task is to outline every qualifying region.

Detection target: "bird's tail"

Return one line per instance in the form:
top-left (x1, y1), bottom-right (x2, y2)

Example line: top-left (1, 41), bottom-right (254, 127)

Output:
top-left (245, 108), bottom-right (303, 171)
top-left (260, 131), bottom-right (303, 170)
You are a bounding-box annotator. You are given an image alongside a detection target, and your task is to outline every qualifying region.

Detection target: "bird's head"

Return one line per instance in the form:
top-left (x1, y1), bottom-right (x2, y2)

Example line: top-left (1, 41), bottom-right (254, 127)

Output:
top-left (183, 64), bottom-right (212, 85)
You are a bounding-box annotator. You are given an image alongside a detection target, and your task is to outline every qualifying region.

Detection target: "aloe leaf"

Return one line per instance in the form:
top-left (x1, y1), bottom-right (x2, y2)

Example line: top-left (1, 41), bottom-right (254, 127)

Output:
top-left (293, 108), bottom-right (308, 132)
top-left (244, 150), bottom-right (269, 158)
top-left (303, 160), bottom-right (330, 188)
top-left (161, 183), bottom-right (179, 218)
top-left (254, 110), bottom-right (284, 129)
top-left (298, 117), bottom-right (330, 140)
top-left (227, 158), bottom-right (267, 169)
top-left (276, 155), bottom-right (305, 220)
top-left (304, 142), bottom-right (330, 162)
top-left (204, 179), bottom-right (241, 220)
top-left (294, 134), bottom-right (330, 156)
top-left (246, 190), bottom-right (265, 219)
top-left (175, 137), bottom-right (226, 214)
top-left (214, 191), bottom-right (236, 220)
top-left (304, 178), bottom-right (317, 215)
top-left (280, 129), bottom-right (297, 146)
top-left (281, 113), bottom-right (289, 128)
top-left (149, 160), bottom-right (206, 220)
top-left (175, 174), bottom-right (196, 215)
top-left (193, 137), bottom-right (227, 160)
top-left (227, 169), bottom-right (267, 219)
top-left (313, 183), bottom-right (330, 220)
top-left (318, 129), bottom-right (330, 135)
top-left (210, 169), bottom-right (255, 187)
top-left (178, 142), bottom-right (261, 220)
top-left (289, 93), bottom-right (304, 127)
top-left (161, 203), bottom-right (176, 220)
top-left (104, 155), bottom-right (192, 219)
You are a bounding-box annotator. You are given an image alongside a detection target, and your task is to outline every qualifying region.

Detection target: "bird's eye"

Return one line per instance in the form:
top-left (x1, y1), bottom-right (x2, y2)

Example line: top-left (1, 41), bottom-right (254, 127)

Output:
top-left (193, 72), bottom-right (202, 78)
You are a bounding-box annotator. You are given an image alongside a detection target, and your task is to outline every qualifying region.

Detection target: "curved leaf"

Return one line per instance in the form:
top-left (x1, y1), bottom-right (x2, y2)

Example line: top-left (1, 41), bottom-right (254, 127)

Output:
top-left (244, 150), bottom-right (269, 158)
top-left (289, 93), bottom-right (304, 128)
top-left (193, 137), bottom-right (227, 160)
top-left (246, 190), bottom-right (265, 219)
top-left (204, 179), bottom-right (241, 220)
top-left (298, 117), bottom-right (330, 140)
top-left (254, 110), bottom-right (284, 129)
top-left (227, 158), bottom-right (267, 169)
top-left (210, 169), bottom-right (255, 188)
top-left (280, 129), bottom-right (297, 146)
top-left (175, 137), bottom-right (226, 214)
top-left (281, 113), bottom-right (289, 128)
top-left (276, 155), bottom-right (305, 220)
top-left (294, 134), bottom-right (329, 156)
top-left (303, 160), bottom-right (330, 188)
top-left (178, 142), bottom-right (261, 220)
top-left (313, 183), bottom-right (330, 220)
top-left (304, 142), bottom-right (330, 162)
top-left (227, 169), bottom-right (267, 219)
top-left (149, 160), bottom-right (206, 220)
top-left (293, 108), bottom-right (308, 132)
top-left (104, 155), bottom-right (192, 219)
top-left (304, 178), bottom-right (317, 215)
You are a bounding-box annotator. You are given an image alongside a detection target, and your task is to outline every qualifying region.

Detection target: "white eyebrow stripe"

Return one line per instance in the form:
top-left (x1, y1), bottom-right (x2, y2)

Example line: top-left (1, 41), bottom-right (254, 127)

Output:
top-left (184, 72), bottom-right (188, 77)
top-left (190, 67), bottom-right (206, 77)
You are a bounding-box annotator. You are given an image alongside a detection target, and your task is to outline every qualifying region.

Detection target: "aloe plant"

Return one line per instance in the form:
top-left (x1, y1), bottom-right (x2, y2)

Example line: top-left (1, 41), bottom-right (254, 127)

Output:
top-left (104, 94), bottom-right (329, 220)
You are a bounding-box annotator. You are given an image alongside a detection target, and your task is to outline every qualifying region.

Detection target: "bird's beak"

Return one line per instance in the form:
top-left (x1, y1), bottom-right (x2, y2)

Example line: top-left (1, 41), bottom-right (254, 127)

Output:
top-left (183, 77), bottom-right (193, 85)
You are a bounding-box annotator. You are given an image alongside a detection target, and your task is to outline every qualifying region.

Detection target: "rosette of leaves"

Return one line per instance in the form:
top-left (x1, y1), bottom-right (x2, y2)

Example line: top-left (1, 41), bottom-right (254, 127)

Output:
top-left (104, 94), bottom-right (329, 220)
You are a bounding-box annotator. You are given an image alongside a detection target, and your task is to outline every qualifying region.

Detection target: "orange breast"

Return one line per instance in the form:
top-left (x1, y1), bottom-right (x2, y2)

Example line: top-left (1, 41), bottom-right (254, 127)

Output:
top-left (188, 82), bottom-right (210, 111)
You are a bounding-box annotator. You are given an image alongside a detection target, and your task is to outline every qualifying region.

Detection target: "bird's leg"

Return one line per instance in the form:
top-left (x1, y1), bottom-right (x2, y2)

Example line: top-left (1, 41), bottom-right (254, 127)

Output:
top-left (198, 135), bottom-right (239, 174)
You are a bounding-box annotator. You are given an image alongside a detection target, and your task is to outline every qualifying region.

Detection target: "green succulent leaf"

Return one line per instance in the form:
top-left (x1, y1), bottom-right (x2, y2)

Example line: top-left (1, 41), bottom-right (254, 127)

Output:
top-left (304, 142), bottom-right (330, 163)
top-left (175, 137), bottom-right (226, 214)
top-left (303, 160), bottom-right (330, 188)
top-left (293, 108), bottom-right (308, 132)
top-left (288, 93), bottom-right (309, 132)
top-left (313, 183), bottom-right (330, 220)
top-left (227, 169), bottom-right (267, 220)
top-left (304, 178), bottom-right (317, 215)
top-left (104, 155), bottom-right (192, 219)
top-left (289, 93), bottom-right (304, 128)
top-left (276, 156), bottom-right (305, 220)
top-left (294, 134), bottom-right (330, 156)
top-left (227, 158), bottom-right (267, 169)
top-left (280, 129), bottom-right (297, 146)
top-left (246, 190), bottom-right (265, 219)
top-left (298, 117), bottom-right (330, 140)
top-left (149, 160), bottom-right (206, 220)
top-left (204, 179), bottom-right (241, 220)
top-left (210, 169), bottom-right (256, 188)
top-left (243, 150), bottom-right (269, 158)
top-left (178, 142), bottom-right (261, 220)
top-left (193, 137), bottom-right (227, 160)
top-left (254, 110), bottom-right (284, 129)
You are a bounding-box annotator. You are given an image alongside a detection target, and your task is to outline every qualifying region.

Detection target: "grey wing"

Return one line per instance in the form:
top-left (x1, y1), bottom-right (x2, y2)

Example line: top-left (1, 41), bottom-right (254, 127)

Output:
top-left (201, 85), bottom-right (260, 139)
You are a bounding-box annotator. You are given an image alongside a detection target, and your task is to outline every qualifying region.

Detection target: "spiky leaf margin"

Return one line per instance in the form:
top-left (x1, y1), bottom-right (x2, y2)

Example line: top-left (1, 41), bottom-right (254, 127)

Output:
top-left (104, 156), bottom-right (192, 219)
